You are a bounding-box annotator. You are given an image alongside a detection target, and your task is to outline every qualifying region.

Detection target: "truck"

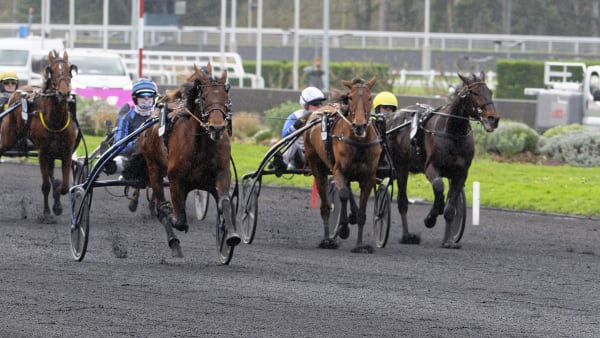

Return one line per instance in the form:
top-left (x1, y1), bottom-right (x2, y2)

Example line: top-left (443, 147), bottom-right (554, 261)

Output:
top-left (524, 61), bottom-right (600, 130)
top-left (0, 36), bottom-right (64, 86)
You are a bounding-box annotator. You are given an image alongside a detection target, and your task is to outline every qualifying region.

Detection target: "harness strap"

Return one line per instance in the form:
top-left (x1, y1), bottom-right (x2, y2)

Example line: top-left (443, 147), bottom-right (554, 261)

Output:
top-left (38, 110), bottom-right (71, 133)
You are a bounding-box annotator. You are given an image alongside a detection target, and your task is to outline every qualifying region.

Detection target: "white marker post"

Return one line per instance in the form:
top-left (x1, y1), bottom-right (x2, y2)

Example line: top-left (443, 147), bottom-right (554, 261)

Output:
top-left (472, 181), bottom-right (480, 226)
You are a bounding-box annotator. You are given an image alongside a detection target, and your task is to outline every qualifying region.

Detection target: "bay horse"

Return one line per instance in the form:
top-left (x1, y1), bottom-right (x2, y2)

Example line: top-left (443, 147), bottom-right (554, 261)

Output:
top-left (387, 71), bottom-right (499, 248)
top-left (304, 77), bottom-right (381, 253)
top-left (139, 63), bottom-right (240, 258)
top-left (0, 50), bottom-right (78, 222)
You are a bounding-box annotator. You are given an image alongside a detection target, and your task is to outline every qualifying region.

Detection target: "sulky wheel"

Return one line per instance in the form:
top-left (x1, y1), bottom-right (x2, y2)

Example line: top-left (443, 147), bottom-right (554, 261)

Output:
top-left (194, 189), bottom-right (210, 221)
top-left (240, 177), bottom-right (260, 244)
top-left (71, 159), bottom-right (88, 185)
top-left (326, 180), bottom-right (343, 240)
top-left (70, 186), bottom-right (92, 261)
top-left (215, 212), bottom-right (235, 265)
top-left (373, 177), bottom-right (392, 248)
top-left (450, 188), bottom-right (467, 244)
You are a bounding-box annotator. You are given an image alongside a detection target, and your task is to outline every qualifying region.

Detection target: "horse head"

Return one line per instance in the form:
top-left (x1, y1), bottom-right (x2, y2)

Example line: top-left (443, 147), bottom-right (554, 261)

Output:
top-left (341, 76), bottom-right (376, 138)
top-left (457, 71), bottom-right (500, 132)
top-left (45, 50), bottom-right (77, 102)
top-left (193, 62), bottom-right (231, 141)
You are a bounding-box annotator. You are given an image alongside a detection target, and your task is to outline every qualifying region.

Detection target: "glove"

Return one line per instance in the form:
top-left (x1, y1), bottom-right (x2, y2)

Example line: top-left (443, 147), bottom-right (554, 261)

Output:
top-left (293, 118), bottom-right (306, 130)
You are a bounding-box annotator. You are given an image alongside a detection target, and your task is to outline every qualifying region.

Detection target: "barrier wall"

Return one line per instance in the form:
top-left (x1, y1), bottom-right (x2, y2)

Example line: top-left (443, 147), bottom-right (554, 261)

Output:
top-left (226, 88), bottom-right (537, 129)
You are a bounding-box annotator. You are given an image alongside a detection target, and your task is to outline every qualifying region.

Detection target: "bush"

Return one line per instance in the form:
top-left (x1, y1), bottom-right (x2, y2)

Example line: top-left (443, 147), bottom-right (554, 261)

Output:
top-left (473, 120), bottom-right (539, 156)
top-left (76, 96), bottom-right (119, 135)
top-left (541, 123), bottom-right (586, 138)
top-left (538, 130), bottom-right (600, 167)
top-left (263, 100), bottom-right (299, 136)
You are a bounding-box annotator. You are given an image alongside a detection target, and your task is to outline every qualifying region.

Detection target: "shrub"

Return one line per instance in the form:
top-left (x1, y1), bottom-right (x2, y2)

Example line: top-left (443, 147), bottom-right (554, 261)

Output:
top-left (541, 123), bottom-right (586, 138)
top-left (263, 100), bottom-right (299, 135)
top-left (538, 130), bottom-right (600, 167)
top-left (76, 96), bottom-right (119, 135)
top-left (473, 120), bottom-right (539, 156)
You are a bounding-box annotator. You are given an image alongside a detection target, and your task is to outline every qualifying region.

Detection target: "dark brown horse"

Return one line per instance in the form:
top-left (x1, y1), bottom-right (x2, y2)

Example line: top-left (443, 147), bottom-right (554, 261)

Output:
top-left (387, 71), bottom-right (499, 248)
top-left (139, 63), bottom-right (239, 258)
top-left (0, 50), bottom-right (78, 222)
top-left (304, 77), bottom-right (381, 253)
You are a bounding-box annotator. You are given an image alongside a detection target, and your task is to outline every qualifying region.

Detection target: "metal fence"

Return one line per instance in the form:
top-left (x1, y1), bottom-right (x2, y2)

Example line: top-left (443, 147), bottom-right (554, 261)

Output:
top-left (2, 24), bottom-right (600, 56)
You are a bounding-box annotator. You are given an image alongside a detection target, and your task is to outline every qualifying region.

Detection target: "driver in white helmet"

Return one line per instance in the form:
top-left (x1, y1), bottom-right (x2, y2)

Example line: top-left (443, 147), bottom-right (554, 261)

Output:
top-left (280, 86), bottom-right (326, 170)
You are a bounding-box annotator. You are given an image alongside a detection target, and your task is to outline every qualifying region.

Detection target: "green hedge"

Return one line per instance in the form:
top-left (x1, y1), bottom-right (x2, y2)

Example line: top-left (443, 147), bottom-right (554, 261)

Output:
top-left (495, 59), bottom-right (600, 100)
top-left (243, 60), bottom-right (391, 91)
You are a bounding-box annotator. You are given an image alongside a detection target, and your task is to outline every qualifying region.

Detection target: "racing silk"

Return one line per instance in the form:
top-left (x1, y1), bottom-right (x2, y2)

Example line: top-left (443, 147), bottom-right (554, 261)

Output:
top-left (0, 91), bottom-right (11, 113)
top-left (114, 105), bottom-right (148, 154)
top-left (281, 109), bottom-right (307, 138)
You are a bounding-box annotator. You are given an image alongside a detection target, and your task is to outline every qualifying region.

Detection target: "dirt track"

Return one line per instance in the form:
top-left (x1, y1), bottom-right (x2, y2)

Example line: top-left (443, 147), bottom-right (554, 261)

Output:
top-left (0, 161), bottom-right (599, 337)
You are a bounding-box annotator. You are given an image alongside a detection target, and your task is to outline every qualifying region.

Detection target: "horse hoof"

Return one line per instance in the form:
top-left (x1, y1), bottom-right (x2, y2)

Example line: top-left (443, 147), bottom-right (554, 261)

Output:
top-left (128, 199), bottom-right (138, 212)
top-left (168, 238), bottom-right (184, 258)
top-left (399, 233), bottom-right (421, 245)
top-left (226, 232), bottom-right (241, 247)
top-left (351, 245), bottom-right (374, 254)
top-left (424, 216), bottom-right (437, 228)
top-left (53, 204), bottom-right (63, 216)
top-left (338, 224), bottom-right (350, 239)
top-left (318, 238), bottom-right (339, 249)
top-left (172, 223), bottom-right (189, 233)
top-left (441, 242), bottom-right (461, 249)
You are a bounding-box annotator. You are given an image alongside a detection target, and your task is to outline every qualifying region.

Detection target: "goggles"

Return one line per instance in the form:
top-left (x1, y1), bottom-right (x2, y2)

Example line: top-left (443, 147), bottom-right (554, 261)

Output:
top-left (3, 80), bottom-right (17, 86)
top-left (380, 105), bottom-right (396, 111)
top-left (136, 92), bottom-right (155, 99)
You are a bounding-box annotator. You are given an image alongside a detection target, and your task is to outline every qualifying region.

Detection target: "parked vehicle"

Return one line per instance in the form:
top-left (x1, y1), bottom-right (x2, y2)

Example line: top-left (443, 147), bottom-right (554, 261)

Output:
top-left (0, 36), bottom-right (64, 86)
top-left (525, 61), bottom-right (600, 130)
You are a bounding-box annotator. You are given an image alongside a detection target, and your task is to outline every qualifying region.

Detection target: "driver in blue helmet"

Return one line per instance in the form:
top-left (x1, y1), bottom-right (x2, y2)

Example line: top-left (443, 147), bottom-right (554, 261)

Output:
top-left (107, 78), bottom-right (158, 210)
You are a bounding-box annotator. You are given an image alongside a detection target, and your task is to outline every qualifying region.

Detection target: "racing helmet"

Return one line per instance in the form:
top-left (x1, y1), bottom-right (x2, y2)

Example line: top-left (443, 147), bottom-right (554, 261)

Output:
top-left (1, 71), bottom-right (19, 89)
top-left (373, 91), bottom-right (398, 111)
top-left (299, 86), bottom-right (325, 107)
top-left (131, 78), bottom-right (158, 104)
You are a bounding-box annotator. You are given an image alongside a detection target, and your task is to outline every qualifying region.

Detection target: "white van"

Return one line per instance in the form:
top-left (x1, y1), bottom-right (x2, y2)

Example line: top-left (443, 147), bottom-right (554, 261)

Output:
top-left (32, 49), bottom-right (134, 106)
top-left (0, 36), bottom-right (64, 86)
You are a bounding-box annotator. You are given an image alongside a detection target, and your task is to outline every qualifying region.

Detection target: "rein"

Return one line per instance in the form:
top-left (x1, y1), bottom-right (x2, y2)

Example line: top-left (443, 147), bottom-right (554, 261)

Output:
top-left (329, 110), bottom-right (381, 147)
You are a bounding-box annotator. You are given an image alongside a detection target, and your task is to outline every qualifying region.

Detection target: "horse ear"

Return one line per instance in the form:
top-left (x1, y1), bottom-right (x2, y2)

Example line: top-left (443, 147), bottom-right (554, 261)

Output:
top-left (479, 70), bottom-right (486, 82)
top-left (63, 51), bottom-right (69, 63)
top-left (48, 50), bottom-right (55, 63)
top-left (341, 79), bottom-right (353, 89)
top-left (366, 76), bottom-right (377, 89)
top-left (207, 62), bottom-right (213, 75)
top-left (457, 72), bottom-right (467, 84)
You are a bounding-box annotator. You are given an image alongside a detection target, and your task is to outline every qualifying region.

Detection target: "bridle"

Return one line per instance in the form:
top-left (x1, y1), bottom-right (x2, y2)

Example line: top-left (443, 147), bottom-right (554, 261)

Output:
top-left (456, 81), bottom-right (494, 120)
top-left (41, 58), bottom-right (74, 101)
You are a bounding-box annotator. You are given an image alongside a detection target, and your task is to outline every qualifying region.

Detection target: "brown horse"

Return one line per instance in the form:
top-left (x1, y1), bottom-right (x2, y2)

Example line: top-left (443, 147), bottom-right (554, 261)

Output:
top-left (304, 77), bottom-right (381, 253)
top-left (0, 50), bottom-right (78, 222)
top-left (387, 71), bottom-right (499, 248)
top-left (139, 63), bottom-right (240, 258)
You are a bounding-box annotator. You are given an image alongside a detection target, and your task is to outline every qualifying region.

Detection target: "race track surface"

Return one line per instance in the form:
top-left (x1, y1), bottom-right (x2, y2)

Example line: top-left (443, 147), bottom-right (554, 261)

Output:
top-left (0, 161), bottom-right (598, 337)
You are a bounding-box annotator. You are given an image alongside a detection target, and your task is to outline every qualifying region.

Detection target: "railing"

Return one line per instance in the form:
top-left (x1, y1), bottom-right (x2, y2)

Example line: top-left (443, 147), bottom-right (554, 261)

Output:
top-left (78, 48), bottom-right (265, 88)
top-left (2, 24), bottom-right (600, 56)
top-left (392, 69), bottom-right (497, 90)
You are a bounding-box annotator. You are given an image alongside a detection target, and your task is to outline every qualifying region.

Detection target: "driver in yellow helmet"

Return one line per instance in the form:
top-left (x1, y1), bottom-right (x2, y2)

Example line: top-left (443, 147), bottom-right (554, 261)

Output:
top-left (0, 71), bottom-right (19, 113)
top-left (372, 91), bottom-right (398, 120)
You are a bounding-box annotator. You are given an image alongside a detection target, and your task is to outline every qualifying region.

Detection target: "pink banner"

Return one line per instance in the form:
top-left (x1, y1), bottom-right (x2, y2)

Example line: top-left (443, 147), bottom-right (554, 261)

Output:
top-left (73, 88), bottom-right (131, 108)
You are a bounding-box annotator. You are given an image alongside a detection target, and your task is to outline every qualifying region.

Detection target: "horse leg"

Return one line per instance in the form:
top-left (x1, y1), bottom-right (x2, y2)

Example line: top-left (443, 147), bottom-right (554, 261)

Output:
top-left (217, 193), bottom-right (241, 247)
top-left (128, 188), bottom-right (140, 212)
top-left (315, 169), bottom-right (338, 249)
top-left (168, 181), bottom-right (189, 232)
top-left (148, 165), bottom-right (182, 258)
top-left (424, 171), bottom-right (445, 228)
top-left (396, 170), bottom-right (421, 244)
top-left (36, 155), bottom-right (55, 223)
top-left (337, 183), bottom-right (351, 240)
top-left (350, 184), bottom-right (374, 254)
top-left (441, 179), bottom-right (463, 249)
top-left (346, 183), bottom-right (358, 225)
